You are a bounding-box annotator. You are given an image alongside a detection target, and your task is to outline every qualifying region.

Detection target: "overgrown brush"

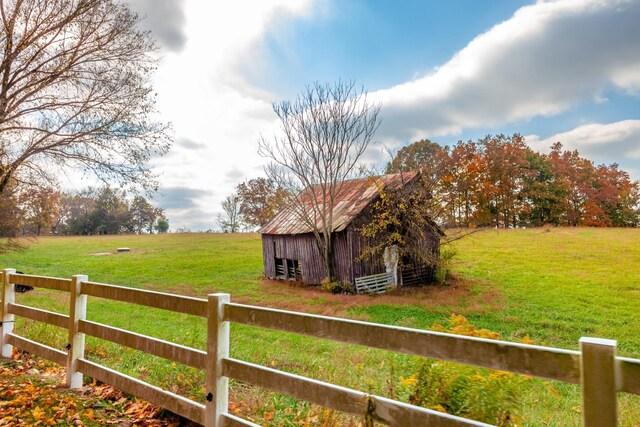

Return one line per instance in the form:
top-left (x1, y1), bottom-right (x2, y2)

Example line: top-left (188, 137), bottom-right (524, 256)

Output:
top-left (388, 314), bottom-right (540, 426)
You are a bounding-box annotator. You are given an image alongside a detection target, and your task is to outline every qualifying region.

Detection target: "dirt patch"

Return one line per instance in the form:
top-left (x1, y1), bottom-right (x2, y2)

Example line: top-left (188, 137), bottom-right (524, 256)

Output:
top-left (90, 251), bottom-right (112, 256)
top-left (245, 274), bottom-right (503, 319)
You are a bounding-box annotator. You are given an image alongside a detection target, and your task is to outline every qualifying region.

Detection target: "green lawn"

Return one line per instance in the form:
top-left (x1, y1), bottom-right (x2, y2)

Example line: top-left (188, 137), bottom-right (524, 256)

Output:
top-left (1, 229), bottom-right (639, 426)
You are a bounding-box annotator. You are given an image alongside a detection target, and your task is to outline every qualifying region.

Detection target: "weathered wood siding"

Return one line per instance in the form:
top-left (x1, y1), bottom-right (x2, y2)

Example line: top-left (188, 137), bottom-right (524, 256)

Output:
top-left (262, 233), bottom-right (326, 284)
top-left (262, 232), bottom-right (359, 285)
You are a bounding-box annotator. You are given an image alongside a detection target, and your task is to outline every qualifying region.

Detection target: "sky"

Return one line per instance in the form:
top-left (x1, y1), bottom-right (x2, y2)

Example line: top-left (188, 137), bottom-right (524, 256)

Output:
top-left (123, 0), bottom-right (640, 231)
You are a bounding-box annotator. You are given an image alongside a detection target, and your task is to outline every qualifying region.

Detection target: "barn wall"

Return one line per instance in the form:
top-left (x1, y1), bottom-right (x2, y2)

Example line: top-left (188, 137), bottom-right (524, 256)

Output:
top-left (261, 234), bottom-right (276, 278)
top-left (332, 232), bottom-right (353, 284)
top-left (347, 227), bottom-right (385, 280)
top-left (262, 233), bottom-right (326, 284)
top-left (262, 232), bottom-right (358, 285)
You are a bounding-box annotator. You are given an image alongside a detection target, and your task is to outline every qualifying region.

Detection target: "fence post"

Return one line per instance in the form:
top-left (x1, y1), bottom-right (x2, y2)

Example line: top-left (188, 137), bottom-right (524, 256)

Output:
top-left (579, 337), bottom-right (617, 427)
top-left (1, 268), bottom-right (16, 357)
top-left (205, 293), bottom-right (230, 427)
top-left (66, 274), bottom-right (88, 389)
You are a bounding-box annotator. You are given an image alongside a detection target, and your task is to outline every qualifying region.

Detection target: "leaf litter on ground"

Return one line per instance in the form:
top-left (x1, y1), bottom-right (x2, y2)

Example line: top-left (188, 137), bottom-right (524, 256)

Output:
top-left (0, 351), bottom-right (197, 426)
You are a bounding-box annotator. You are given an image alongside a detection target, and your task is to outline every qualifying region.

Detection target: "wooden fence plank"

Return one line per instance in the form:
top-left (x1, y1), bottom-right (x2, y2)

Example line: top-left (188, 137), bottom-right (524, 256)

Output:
top-left (222, 413), bottom-right (260, 427)
top-left (222, 357), bottom-right (490, 427)
top-left (224, 303), bottom-right (581, 383)
top-left (8, 303), bottom-right (68, 329)
top-left (580, 337), bottom-right (617, 427)
top-left (79, 320), bottom-right (206, 370)
top-left (77, 359), bottom-right (205, 425)
top-left (81, 281), bottom-right (207, 317)
top-left (7, 333), bottom-right (67, 366)
top-left (9, 274), bottom-right (71, 292)
top-left (619, 357), bottom-right (640, 395)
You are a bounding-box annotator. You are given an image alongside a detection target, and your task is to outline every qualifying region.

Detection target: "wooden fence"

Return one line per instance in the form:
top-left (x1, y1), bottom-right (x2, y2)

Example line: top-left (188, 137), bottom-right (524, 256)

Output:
top-left (354, 271), bottom-right (394, 294)
top-left (1, 268), bottom-right (639, 427)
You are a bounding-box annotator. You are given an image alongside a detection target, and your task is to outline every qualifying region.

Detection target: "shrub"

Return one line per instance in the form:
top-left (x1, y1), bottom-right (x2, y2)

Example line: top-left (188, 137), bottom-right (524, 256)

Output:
top-left (320, 278), bottom-right (355, 294)
top-left (434, 247), bottom-right (457, 284)
top-left (390, 315), bottom-right (531, 425)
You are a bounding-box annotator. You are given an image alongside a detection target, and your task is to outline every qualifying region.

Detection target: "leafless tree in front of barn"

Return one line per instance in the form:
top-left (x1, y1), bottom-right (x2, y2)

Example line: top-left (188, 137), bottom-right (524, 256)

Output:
top-left (259, 80), bottom-right (380, 282)
top-left (0, 0), bottom-right (171, 195)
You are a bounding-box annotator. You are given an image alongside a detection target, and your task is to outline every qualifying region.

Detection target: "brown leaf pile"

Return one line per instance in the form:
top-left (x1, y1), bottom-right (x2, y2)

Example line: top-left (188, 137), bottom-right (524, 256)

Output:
top-left (0, 352), bottom-right (192, 426)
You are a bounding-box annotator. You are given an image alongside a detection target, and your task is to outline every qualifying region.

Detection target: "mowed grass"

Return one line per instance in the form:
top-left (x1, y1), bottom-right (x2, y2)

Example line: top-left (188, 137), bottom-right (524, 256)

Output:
top-left (1, 229), bottom-right (639, 426)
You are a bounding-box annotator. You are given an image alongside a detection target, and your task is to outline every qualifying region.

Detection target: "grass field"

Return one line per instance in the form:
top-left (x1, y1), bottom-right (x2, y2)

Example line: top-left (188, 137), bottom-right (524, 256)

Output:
top-left (1, 228), bottom-right (639, 426)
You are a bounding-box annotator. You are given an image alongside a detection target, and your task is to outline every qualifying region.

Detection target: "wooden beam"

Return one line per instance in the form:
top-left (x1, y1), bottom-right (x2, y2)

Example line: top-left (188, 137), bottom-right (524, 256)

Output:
top-left (9, 273), bottom-right (71, 292)
top-left (7, 333), bottom-right (67, 366)
top-left (222, 413), bottom-right (260, 427)
top-left (619, 357), bottom-right (640, 395)
top-left (79, 319), bottom-right (206, 370)
top-left (78, 359), bottom-right (205, 425)
top-left (81, 281), bottom-right (207, 317)
top-left (223, 357), bottom-right (490, 427)
top-left (9, 303), bottom-right (68, 329)
top-left (224, 303), bottom-right (581, 383)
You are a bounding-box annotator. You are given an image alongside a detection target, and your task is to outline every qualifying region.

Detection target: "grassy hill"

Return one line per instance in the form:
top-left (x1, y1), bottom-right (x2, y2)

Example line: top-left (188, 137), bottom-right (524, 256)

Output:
top-left (1, 228), bottom-right (639, 425)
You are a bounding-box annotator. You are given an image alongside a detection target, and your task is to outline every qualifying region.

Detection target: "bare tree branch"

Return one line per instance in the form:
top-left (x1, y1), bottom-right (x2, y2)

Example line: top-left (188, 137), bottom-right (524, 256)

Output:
top-left (0, 0), bottom-right (170, 194)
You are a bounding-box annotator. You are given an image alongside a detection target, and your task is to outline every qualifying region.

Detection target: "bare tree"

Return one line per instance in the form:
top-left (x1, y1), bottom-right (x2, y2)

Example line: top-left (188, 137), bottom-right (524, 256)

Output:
top-left (0, 0), bottom-right (170, 194)
top-left (259, 80), bottom-right (380, 282)
top-left (217, 194), bottom-right (241, 233)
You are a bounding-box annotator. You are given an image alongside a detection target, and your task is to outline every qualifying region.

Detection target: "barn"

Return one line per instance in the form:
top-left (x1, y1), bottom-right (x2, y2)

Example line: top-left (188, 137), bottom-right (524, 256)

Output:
top-left (260, 172), bottom-right (443, 287)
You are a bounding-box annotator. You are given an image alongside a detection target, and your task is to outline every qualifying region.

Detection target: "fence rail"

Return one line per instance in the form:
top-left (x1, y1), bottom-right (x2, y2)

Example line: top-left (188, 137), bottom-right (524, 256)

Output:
top-left (1, 268), bottom-right (639, 426)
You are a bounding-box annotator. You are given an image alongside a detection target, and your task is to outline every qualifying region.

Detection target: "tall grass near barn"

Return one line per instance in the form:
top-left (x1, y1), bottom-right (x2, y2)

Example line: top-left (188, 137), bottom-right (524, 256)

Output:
top-left (1, 228), bottom-right (639, 425)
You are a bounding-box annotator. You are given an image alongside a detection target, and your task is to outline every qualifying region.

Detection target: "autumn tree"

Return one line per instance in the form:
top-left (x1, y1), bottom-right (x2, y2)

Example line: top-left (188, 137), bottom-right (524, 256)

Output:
top-left (0, 0), bottom-right (170, 195)
top-left (56, 190), bottom-right (97, 235)
top-left (386, 139), bottom-right (449, 184)
top-left (477, 134), bottom-right (533, 228)
top-left (19, 186), bottom-right (59, 235)
top-left (259, 80), bottom-right (380, 282)
top-left (130, 196), bottom-right (162, 233)
top-left (358, 173), bottom-right (444, 273)
top-left (443, 141), bottom-right (486, 227)
top-left (235, 178), bottom-right (288, 228)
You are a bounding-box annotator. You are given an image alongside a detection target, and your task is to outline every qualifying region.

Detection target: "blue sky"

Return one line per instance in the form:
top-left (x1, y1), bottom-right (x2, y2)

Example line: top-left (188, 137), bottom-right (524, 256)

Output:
top-left (126, 0), bottom-right (640, 231)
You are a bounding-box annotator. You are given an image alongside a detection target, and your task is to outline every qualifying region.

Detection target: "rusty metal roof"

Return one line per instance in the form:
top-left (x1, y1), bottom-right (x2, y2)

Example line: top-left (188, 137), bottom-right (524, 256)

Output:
top-left (260, 172), bottom-right (418, 235)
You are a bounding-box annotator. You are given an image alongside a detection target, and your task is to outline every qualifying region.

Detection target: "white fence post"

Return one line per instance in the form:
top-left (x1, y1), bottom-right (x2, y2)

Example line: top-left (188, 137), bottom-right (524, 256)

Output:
top-left (67, 274), bottom-right (88, 389)
top-left (1, 268), bottom-right (16, 357)
top-left (205, 293), bottom-right (230, 427)
top-left (580, 337), bottom-right (617, 427)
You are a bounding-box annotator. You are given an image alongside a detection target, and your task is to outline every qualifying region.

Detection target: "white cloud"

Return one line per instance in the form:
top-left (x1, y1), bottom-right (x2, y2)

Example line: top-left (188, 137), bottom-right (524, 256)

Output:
top-left (526, 119), bottom-right (640, 178)
top-left (148, 0), bottom-right (313, 230)
top-left (372, 0), bottom-right (640, 143)
top-left (127, 0), bottom-right (188, 52)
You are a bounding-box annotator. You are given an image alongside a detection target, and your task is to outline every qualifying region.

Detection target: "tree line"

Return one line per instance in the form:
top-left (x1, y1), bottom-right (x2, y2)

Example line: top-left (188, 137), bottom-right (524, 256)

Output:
top-left (221, 134), bottom-right (639, 232)
top-left (386, 135), bottom-right (639, 228)
top-left (0, 185), bottom-right (168, 237)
